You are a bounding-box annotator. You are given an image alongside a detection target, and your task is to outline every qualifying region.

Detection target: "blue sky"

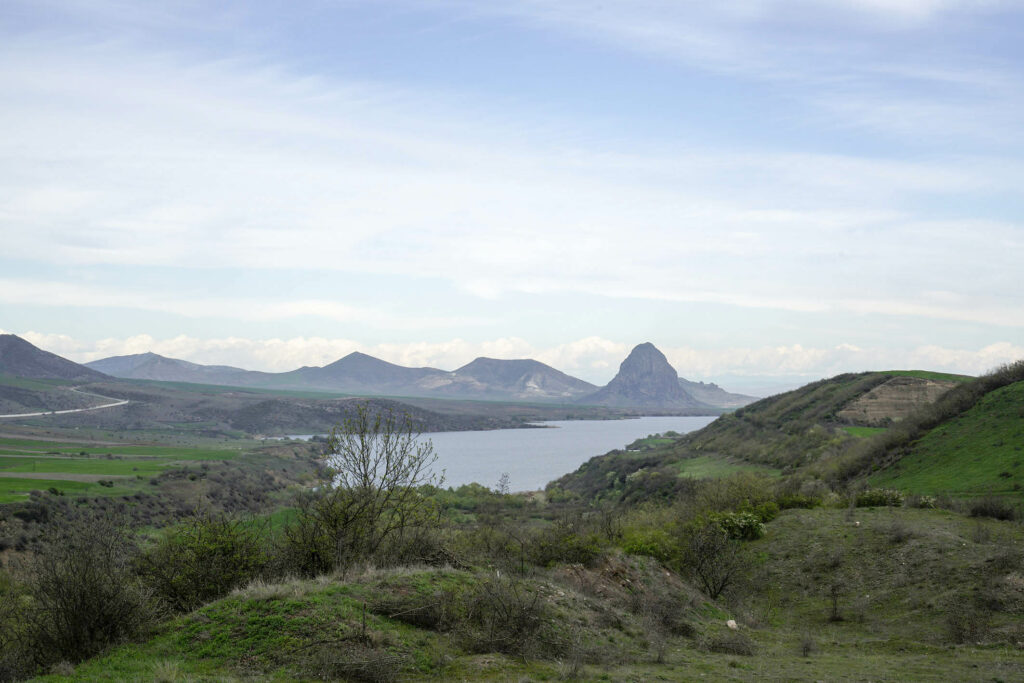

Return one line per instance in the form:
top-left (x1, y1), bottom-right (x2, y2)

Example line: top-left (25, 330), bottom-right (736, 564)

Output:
top-left (2, 0), bottom-right (1023, 393)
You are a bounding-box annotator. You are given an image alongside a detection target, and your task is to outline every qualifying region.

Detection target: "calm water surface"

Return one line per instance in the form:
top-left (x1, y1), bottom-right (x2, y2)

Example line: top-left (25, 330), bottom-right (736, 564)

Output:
top-left (418, 415), bottom-right (718, 491)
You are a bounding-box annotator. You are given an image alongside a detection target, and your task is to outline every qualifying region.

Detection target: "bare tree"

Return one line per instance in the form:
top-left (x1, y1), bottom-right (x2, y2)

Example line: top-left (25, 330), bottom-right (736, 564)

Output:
top-left (285, 403), bottom-right (443, 569)
top-left (683, 522), bottom-right (747, 599)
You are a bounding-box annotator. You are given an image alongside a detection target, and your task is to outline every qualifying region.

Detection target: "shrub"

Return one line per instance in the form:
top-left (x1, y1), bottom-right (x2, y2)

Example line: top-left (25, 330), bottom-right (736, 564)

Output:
top-left (749, 501), bottom-right (780, 523)
top-left (776, 493), bottom-right (821, 510)
top-left (970, 497), bottom-right (1018, 521)
top-left (708, 512), bottom-right (766, 541)
top-left (303, 644), bottom-right (409, 683)
top-left (620, 527), bottom-right (677, 564)
top-left (138, 512), bottom-right (269, 612)
top-left (945, 606), bottom-right (991, 643)
top-left (683, 522), bottom-right (749, 599)
top-left (524, 517), bottom-right (606, 568)
top-left (855, 488), bottom-right (904, 508)
top-left (20, 514), bottom-right (160, 666)
top-left (0, 570), bottom-right (29, 680)
top-left (704, 631), bottom-right (756, 656)
top-left (455, 575), bottom-right (551, 657)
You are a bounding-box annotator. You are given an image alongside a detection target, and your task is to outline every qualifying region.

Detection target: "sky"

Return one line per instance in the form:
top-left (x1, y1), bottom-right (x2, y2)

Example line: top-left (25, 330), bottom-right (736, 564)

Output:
top-left (1, 0), bottom-right (1023, 395)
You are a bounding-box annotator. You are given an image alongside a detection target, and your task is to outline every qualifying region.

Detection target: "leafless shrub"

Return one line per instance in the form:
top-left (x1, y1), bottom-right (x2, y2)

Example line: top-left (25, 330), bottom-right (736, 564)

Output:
top-left (970, 522), bottom-right (993, 545)
top-left (945, 606), bottom-right (991, 644)
top-left (704, 631), bottom-right (756, 656)
top-left (887, 518), bottom-right (916, 544)
top-left (683, 522), bottom-right (748, 599)
top-left (21, 514), bottom-right (161, 666)
top-left (456, 575), bottom-right (550, 657)
top-left (303, 644), bottom-right (409, 683)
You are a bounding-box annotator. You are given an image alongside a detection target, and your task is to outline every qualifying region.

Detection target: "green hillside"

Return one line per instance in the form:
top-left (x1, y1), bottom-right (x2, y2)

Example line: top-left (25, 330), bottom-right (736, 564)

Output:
top-left (552, 371), bottom-right (901, 502)
top-left (870, 379), bottom-right (1024, 497)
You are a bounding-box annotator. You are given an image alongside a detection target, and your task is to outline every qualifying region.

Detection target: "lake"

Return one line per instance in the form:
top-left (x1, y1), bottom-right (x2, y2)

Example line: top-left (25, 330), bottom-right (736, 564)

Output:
top-left (414, 415), bottom-right (718, 491)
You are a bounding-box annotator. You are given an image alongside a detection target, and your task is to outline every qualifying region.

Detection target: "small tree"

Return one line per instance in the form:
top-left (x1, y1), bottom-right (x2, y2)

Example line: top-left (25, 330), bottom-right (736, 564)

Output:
top-left (683, 521), bottom-right (747, 599)
top-left (283, 403), bottom-right (443, 573)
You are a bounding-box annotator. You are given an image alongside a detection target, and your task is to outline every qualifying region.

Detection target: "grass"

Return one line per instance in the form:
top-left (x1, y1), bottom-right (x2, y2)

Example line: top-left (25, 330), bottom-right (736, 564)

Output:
top-left (676, 455), bottom-right (780, 479)
top-left (882, 369), bottom-right (974, 383)
top-left (0, 434), bottom-right (262, 503)
top-left (0, 477), bottom-right (134, 503)
top-left (870, 380), bottom-right (1024, 497)
top-left (842, 425), bottom-right (888, 438)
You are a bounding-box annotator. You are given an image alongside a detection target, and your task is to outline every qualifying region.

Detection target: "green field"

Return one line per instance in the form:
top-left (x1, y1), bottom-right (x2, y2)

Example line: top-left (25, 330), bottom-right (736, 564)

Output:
top-left (842, 425), bottom-right (888, 438)
top-left (870, 380), bottom-right (1024, 496)
top-left (0, 477), bottom-right (138, 503)
top-left (0, 434), bottom-right (257, 503)
top-left (676, 454), bottom-right (780, 479)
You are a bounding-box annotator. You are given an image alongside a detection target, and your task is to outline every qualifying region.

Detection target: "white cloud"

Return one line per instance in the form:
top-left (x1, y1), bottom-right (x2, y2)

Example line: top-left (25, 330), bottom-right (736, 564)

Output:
top-left (2, 37), bottom-right (1023, 329)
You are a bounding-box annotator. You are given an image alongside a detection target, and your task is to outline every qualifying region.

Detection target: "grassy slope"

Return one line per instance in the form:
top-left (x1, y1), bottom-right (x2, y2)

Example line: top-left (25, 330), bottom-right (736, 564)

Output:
top-left (870, 380), bottom-right (1024, 497)
top-left (35, 507), bottom-right (1024, 682)
top-left (553, 372), bottom-right (892, 500)
top-left (882, 370), bottom-right (973, 383)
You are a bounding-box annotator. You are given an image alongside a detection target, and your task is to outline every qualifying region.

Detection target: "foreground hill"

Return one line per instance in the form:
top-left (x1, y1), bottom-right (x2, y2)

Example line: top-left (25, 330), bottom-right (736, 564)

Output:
top-left (27, 507), bottom-right (1024, 682)
top-left (0, 335), bottom-right (107, 382)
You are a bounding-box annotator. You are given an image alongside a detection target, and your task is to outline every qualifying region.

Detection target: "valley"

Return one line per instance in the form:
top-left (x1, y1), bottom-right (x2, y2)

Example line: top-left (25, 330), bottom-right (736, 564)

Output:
top-left (1, 332), bottom-right (1022, 682)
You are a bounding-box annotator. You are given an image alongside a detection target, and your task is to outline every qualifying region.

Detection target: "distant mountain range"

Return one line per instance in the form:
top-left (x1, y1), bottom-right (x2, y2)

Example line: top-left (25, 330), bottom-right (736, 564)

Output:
top-left (1, 333), bottom-right (755, 411)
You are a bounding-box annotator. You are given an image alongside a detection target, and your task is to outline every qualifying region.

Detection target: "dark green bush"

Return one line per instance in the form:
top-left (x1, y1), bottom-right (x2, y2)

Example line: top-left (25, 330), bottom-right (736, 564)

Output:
top-left (526, 526), bottom-right (605, 567)
top-left (138, 512), bottom-right (269, 612)
top-left (855, 488), bottom-right (904, 508)
top-left (969, 497), bottom-right (1018, 521)
top-left (776, 493), bottom-right (821, 510)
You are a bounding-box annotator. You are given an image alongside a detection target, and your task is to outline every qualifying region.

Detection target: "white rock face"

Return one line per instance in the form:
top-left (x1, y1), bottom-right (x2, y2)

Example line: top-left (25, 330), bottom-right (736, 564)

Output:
top-left (726, 619), bottom-right (738, 630)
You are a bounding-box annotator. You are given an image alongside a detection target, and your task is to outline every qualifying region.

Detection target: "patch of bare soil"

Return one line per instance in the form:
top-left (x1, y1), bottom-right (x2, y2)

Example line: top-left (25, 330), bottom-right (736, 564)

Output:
top-left (837, 376), bottom-right (957, 426)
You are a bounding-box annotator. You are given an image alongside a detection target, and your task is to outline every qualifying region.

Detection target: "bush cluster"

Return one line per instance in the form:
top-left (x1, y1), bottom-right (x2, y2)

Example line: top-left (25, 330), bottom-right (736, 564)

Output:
top-left (855, 488), bottom-right (904, 508)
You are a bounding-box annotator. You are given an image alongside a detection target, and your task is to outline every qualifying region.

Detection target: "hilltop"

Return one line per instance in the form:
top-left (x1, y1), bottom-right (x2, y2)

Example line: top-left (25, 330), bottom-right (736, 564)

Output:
top-left (0, 335), bottom-right (107, 382)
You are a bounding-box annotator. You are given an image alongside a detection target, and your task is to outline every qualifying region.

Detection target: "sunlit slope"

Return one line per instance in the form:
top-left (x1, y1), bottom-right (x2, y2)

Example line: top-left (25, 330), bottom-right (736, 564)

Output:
top-left (870, 380), bottom-right (1024, 497)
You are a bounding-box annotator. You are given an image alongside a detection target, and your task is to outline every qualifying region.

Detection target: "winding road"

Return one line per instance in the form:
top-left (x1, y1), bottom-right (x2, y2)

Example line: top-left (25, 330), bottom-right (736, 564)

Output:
top-left (0, 387), bottom-right (130, 419)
